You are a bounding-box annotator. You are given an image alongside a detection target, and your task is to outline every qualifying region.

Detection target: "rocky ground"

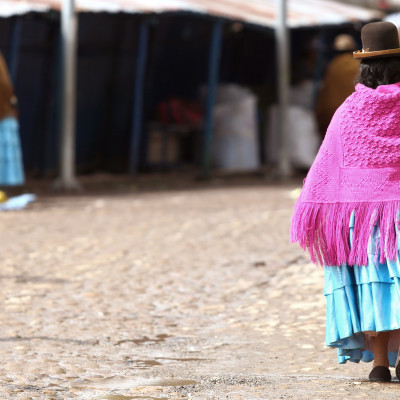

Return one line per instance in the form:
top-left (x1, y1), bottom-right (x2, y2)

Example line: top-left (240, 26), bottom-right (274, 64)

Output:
top-left (1, 175), bottom-right (400, 399)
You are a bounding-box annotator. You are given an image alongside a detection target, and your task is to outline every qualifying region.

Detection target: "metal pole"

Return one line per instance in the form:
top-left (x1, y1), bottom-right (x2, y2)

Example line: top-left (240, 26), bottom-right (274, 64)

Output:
top-left (202, 19), bottom-right (223, 178)
top-left (129, 19), bottom-right (149, 175)
top-left (9, 17), bottom-right (22, 86)
top-left (55, 0), bottom-right (80, 190)
top-left (312, 31), bottom-right (326, 107)
top-left (276, 0), bottom-right (292, 177)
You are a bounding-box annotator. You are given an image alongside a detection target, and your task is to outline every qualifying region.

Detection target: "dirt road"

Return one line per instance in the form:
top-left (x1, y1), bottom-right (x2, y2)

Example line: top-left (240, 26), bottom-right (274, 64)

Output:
top-left (1, 179), bottom-right (399, 399)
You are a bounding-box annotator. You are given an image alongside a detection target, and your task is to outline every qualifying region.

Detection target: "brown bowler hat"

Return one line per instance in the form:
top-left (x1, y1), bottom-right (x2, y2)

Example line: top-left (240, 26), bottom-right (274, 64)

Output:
top-left (353, 21), bottom-right (400, 59)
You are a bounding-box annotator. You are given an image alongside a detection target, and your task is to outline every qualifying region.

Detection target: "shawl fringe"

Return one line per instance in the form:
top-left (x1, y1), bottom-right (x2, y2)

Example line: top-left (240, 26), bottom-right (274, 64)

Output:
top-left (290, 201), bottom-right (400, 266)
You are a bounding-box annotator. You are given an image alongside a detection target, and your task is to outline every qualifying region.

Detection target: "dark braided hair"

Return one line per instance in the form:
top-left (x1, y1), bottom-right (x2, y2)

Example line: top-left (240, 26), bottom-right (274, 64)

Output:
top-left (358, 58), bottom-right (400, 89)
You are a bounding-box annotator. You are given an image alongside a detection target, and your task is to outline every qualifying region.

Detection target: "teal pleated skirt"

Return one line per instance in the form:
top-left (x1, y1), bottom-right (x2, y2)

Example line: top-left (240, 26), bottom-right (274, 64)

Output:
top-left (0, 117), bottom-right (25, 186)
top-left (325, 213), bottom-right (400, 367)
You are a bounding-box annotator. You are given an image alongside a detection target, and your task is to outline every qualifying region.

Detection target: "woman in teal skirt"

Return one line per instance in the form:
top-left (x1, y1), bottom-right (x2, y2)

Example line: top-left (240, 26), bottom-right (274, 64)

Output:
top-left (324, 213), bottom-right (400, 380)
top-left (291, 22), bottom-right (400, 382)
top-left (0, 51), bottom-right (24, 186)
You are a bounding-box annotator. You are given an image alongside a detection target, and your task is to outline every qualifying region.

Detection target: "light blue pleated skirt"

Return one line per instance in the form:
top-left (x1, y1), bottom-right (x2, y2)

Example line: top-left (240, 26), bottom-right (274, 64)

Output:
top-left (325, 213), bottom-right (400, 367)
top-left (0, 117), bottom-right (25, 186)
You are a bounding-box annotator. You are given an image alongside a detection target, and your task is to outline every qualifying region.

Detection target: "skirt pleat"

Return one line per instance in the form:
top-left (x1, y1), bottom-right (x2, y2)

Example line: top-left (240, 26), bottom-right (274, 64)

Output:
top-left (325, 213), bottom-right (400, 366)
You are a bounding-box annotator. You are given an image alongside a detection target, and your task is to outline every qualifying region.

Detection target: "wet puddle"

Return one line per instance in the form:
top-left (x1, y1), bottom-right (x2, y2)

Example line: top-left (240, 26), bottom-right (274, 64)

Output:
top-left (126, 357), bottom-right (205, 368)
top-left (127, 360), bottom-right (162, 368)
top-left (96, 378), bottom-right (196, 400)
top-left (91, 377), bottom-right (197, 390)
top-left (157, 357), bottom-right (204, 363)
top-left (146, 379), bottom-right (197, 387)
top-left (116, 334), bottom-right (170, 346)
top-left (98, 396), bottom-right (167, 400)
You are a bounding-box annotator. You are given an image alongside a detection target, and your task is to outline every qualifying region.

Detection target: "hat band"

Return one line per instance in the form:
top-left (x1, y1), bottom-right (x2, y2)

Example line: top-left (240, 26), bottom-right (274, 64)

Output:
top-left (353, 47), bottom-right (400, 59)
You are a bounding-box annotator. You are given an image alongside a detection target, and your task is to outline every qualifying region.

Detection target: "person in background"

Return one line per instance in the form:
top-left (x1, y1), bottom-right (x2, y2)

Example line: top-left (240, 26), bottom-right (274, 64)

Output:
top-left (315, 34), bottom-right (360, 138)
top-left (0, 51), bottom-right (24, 188)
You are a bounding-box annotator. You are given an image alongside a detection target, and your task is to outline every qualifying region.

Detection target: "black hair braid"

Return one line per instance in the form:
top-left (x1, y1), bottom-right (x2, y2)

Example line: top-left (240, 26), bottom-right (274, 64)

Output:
top-left (357, 58), bottom-right (400, 89)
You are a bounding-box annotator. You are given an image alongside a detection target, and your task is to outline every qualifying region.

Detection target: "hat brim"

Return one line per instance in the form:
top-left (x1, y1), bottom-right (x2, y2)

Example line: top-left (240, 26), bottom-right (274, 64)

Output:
top-left (353, 48), bottom-right (400, 59)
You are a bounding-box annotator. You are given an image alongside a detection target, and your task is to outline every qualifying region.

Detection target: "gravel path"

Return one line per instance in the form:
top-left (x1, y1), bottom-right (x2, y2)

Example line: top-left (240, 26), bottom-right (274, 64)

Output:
top-left (1, 179), bottom-right (399, 399)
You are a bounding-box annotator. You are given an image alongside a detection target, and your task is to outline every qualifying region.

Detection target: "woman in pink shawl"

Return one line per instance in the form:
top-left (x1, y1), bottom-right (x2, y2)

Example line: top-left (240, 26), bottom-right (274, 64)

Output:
top-left (291, 21), bottom-right (400, 382)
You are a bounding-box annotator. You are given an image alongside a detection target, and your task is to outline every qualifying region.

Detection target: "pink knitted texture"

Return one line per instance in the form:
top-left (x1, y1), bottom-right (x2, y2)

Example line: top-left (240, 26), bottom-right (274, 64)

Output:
top-left (291, 82), bottom-right (400, 266)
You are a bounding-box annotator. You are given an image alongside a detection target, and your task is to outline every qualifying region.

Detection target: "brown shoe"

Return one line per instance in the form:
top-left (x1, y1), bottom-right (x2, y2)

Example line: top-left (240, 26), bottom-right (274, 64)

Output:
top-left (369, 366), bottom-right (391, 382)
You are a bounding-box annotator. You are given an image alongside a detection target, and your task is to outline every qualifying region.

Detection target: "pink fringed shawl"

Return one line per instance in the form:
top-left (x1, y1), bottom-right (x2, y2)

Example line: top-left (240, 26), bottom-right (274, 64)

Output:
top-left (291, 82), bottom-right (400, 266)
